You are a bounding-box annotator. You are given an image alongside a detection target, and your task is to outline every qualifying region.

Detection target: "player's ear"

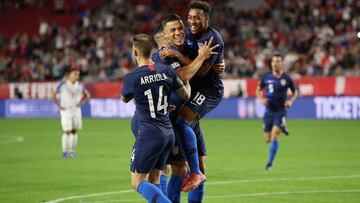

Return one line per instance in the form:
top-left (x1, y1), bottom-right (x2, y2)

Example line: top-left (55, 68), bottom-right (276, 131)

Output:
top-left (133, 48), bottom-right (139, 57)
top-left (162, 31), bottom-right (167, 40)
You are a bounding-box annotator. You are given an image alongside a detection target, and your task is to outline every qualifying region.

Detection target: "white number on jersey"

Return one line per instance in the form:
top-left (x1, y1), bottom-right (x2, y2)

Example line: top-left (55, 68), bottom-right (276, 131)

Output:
top-left (268, 84), bottom-right (274, 93)
top-left (193, 92), bottom-right (206, 105)
top-left (144, 85), bottom-right (168, 118)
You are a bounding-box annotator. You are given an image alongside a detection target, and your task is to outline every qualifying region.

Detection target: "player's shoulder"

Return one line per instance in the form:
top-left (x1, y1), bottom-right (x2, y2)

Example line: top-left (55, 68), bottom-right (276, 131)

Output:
top-left (282, 73), bottom-right (293, 80)
top-left (151, 51), bottom-right (161, 63)
top-left (262, 72), bottom-right (273, 79)
top-left (154, 63), bottom-right (177, 75)
top-left (208, 26), bottom-right (223, 42)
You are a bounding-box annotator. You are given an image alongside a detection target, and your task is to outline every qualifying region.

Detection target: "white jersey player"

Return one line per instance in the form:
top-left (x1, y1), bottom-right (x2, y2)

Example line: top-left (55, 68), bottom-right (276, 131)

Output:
top-left (52, 67), bottom-right (91, 158)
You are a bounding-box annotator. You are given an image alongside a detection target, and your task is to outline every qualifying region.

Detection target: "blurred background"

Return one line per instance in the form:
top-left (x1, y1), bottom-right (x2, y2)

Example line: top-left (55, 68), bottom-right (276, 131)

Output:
top-left (0, 0), bottom-right (359, 119)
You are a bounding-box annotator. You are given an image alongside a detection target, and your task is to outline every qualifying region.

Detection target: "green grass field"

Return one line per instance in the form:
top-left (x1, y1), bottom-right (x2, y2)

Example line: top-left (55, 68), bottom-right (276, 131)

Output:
top-left (0, 119), bottom-right (359, 203)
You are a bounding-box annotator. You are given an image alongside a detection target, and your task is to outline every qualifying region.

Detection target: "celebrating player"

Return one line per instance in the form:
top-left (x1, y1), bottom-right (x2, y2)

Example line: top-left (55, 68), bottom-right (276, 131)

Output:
top-left (121, 33), bottom-right (217, 203)
top-left (256, 53), bottom-right (298, 170)
top-left (175, 1), bottom-right (225, 196)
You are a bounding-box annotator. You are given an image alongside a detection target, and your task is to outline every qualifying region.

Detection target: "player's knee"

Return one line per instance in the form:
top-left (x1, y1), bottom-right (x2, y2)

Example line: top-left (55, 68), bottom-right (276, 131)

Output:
top-left (162, 165), bottom-right (170, 175)
top-left (149, 169), bottom-right (161, 184)
top-left (170, 162), bottom-right (187, 177)
top-left (64, 131), bottom-right (71, 135)
top-left (131, 178), bottom-right (140, 191)
top-left (72, 129), bottom-right (77, 134)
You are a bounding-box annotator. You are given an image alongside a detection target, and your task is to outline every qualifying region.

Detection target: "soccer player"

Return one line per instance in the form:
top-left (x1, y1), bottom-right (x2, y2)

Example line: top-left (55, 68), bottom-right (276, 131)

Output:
top-left (175, 0), bottom-right (225, 195)
top-left (51, 66), bottom-right (91, 158)
top-left (256, 53), bottom-right (298, 170)
top-left (152, 14), bottom-right (216, 202)
top-left (121, 33), bottom-right (216, 203)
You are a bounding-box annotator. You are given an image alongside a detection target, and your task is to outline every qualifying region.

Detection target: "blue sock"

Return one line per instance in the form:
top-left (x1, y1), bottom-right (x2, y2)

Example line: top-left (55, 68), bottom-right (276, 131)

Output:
top-left (167, 174), bottom-right (183, 203)
top-left (188, 182), bottom-right (205, 203)
top-left (160, 175), bottom-right (168, 195)
top-left (176, 119), bottom-right (200, 174)
top-left (268, 140), bottom-right (279, 166)
top-left (137, 180), bottom-right (171, 203)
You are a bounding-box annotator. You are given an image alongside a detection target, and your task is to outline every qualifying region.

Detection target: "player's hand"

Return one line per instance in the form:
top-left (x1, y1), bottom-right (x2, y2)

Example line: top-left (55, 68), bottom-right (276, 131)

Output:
top-left (259, 97), bottom-right (267, 106)
top-left (168, 104), bottom-right (176, 112)
top-left (285, 100), bottom-right (293, 108)
top-left (198, 37), bottom-right (219, 59)
top-left (159, 46), bottom-right (176, 60)
top-left (212, 60), bottom-right (225, 74)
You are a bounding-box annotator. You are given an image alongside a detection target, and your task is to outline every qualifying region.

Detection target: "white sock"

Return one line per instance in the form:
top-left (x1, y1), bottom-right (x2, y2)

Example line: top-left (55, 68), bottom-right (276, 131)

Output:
top-left (68, 134), bottom-right (74, 153)
top-left (62, 134), bottom-right (68, 153)
top-left (73, 134), bottom-right (78, 153)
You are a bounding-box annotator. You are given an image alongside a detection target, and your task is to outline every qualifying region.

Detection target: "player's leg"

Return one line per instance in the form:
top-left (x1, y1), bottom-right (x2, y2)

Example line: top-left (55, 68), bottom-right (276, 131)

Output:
top-left (130, 132), bottom-right (171, 203)
top-left (177, 105), bottom-right (201, 176)
top-left (149, 169), bottom-right (162, 189)
top-left (266, 114), bottom-right (282, 170)
top-left (69, 113), bottom-right (82, 157)
top-left (167, 127), bottom-right (188, 203)
top-left (60, 114), bottom-right (72, 158)
top-left (188, 121), bottom-right (206, 203)
top-left (168, 161), bottom-right (188, 203)
top-left (160, 165), bottom-right (170, 195)
top-left (280, 113), bottom-right (289, 135)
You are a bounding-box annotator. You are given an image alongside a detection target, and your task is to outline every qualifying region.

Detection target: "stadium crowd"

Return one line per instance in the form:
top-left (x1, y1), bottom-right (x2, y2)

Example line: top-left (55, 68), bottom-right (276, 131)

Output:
top-left (0, 0), bottom-right (359, 83)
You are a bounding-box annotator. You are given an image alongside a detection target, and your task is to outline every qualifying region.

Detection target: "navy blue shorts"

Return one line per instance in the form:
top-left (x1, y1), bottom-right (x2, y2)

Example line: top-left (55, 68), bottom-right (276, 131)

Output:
top-left (130, 126), bottom-right (175, 173)
top-left (263, 110), bottom-right (287, 132)
top-left (186, 88), bottom-right (223, 119)
top-left (167, 120), bottom-right (207, 163)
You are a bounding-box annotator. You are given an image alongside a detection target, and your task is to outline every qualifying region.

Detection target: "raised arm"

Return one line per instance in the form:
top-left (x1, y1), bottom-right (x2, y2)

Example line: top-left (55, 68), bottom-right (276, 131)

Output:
top-left (176, 37), bottom-right (219, 83)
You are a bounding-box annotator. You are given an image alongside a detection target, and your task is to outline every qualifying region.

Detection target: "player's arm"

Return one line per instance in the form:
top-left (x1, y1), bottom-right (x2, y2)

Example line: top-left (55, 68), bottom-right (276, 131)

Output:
top-left (285, 79), bottom-right (299, 108)
top-left (77, 89), bottom-right (91, 107)
top-left (176, 37), bottom-right (219, 83)
top-left (196, 37), bottom-right (224, 77)
top-left (212, 59), bottom-right (225, 74)
top-left (51, 90), bottom-right (65, 110)
top-left (121, 75), bottom-right (134, 103)
top-left (159, 46), bottom-right (192, 65)
top-left (174, 77), bottom-right (190, 101)
top-left (256, 81), bottom-right (267, 106)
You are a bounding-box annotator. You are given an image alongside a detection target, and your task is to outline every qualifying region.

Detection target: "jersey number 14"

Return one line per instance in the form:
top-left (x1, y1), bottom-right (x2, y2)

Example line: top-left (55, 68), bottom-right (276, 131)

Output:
top-left (144, 85), bottom-right (168, 118)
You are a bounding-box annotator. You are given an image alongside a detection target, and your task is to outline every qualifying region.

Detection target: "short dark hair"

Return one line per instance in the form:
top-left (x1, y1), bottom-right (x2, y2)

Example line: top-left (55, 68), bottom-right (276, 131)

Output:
top-left (133, 34), bottom-right (154, 58)
top-left (271, 51), bottom-right (283, 60)
top-left (152, 24), bottom-right (164, 48)
top-left (162, 14), bottom-right (182, 28)
top-left (189, 0), bottom-right (211, 17)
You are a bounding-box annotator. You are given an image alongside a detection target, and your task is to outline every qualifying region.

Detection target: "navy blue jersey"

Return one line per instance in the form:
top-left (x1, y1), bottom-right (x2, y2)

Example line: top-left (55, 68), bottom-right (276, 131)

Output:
top-left (151, 45), bottom-right (192, 115)
top-left (122, 64), bottom-right (183, 134)
top-left (260, 72), bottom-right (296, 111)
top-left (185, 26), bottom-right (224, 93)
top-left (151, 44), bottom-right (194, 69)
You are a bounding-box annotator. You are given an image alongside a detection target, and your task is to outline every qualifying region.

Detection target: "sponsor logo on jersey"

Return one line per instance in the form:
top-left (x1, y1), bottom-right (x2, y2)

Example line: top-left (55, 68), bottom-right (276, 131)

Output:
top-left (281, 79), bottom-right (286, 86)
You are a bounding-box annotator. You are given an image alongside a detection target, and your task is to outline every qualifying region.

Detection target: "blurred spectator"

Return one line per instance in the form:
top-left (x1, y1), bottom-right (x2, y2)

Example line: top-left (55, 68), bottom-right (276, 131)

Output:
top-left (0, 0), bottom-right (359, 83)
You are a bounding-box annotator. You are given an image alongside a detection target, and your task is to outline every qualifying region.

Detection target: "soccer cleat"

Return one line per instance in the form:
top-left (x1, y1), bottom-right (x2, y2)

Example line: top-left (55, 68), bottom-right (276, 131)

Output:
top-left (265, 163), bottom-right (272, 171)
top-left (68, 152), bottom-right (76, 158)
top-left (62, 152), bottom-right (68, 158)
top-left (181, 172), bottom-right (206, 192)
top-left (281, 126), bottom-right (289, 136)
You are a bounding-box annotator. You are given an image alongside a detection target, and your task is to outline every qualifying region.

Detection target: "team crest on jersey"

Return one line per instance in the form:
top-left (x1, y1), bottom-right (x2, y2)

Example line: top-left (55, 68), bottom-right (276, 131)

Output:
top-left (171, 62), bottom-right (181, 69)
top-left (280, 79), bottom-right (286, 86)
top-left (186, 39), bottom-right (193, 46)
top-left (172, 146), bottom-right (179, 155)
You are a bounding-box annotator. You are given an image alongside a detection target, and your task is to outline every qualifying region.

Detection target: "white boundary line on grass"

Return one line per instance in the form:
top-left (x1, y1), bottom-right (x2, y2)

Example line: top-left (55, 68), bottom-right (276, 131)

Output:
top-left (46, 174), bottom-right (360, 203)
top-left (0, 135), bottom-right (24, 144)
top-left (83, 189), bottom-right (360, 203)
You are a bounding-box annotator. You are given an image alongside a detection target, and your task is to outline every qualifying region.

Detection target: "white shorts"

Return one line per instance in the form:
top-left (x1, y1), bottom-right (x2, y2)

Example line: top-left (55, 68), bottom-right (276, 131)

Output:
top-left (60, 111), bottom-right (83, 131)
